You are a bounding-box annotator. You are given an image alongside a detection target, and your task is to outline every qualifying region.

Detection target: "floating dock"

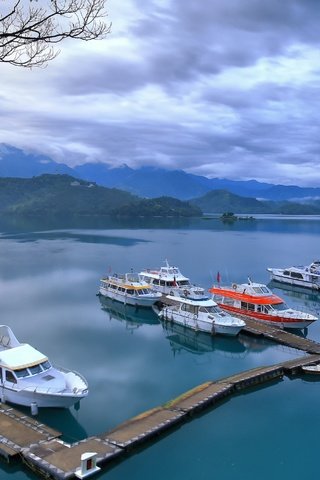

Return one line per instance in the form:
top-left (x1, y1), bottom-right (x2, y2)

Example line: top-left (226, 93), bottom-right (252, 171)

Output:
top-left (2, 318), bottom-right (320, 479)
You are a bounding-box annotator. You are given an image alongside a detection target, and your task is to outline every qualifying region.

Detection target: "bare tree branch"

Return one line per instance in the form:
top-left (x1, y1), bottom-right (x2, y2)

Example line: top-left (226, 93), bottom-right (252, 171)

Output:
top-left (0, 0), bottom-right (111, 67)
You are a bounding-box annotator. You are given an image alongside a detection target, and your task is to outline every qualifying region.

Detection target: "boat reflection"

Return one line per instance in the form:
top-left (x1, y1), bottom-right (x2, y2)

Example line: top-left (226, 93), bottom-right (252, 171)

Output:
top-left (98, 295), bottom-right (160, 331)
top-left (268, 280), bottom-right (320, 317)
top-left (18, 406), bottom-right (88, 442)
top-left (162, 321), bottom-right (248, 358)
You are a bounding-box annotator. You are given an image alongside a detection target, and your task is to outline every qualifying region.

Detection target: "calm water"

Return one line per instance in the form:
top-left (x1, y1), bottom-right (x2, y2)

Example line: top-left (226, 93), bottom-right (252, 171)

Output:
top-left (1, 215), bottom-right (320, 479)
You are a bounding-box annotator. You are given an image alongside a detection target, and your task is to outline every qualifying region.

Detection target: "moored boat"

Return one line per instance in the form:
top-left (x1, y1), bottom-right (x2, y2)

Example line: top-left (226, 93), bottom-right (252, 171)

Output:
top-left (267, 261), bottom-right (320, 290)
top-left (99, 272), bottom-right (162, 307)
top-left (139, 260), bottom-right (208, 300)
top-left (0, 325), bottom-right (88, 408)
top-left (209, 279), bottom-right (318, 329)
top-left (158, 296), bottom-right (245, 336)
top-left (301, 364), bottom-right (320, 374)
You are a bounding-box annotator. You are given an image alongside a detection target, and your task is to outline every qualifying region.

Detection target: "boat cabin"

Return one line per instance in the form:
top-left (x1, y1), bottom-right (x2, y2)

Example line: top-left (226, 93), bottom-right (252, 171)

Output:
top-left (0, 343), bottom-right (52, 386)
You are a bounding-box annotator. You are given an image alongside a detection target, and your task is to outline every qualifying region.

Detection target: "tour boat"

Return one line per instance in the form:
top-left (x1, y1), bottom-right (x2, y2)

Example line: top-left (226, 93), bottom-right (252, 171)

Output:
top-left (0, 325), bottom-right (88, 408)
top-left (209, 279), bottom-right (318, 329)
top-left (267, 261), bottom-right (320, 290)
top-left (99, 272), bottom-right (162, 307)
top-left (158, 296), bottom-right (245, 336)
top-left (139, 260), bottom-right (209, 300)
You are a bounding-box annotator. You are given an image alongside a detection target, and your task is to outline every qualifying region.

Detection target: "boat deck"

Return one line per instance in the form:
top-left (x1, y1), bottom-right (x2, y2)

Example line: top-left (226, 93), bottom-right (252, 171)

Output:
top-left (2, 310), bottom-right (320, 478)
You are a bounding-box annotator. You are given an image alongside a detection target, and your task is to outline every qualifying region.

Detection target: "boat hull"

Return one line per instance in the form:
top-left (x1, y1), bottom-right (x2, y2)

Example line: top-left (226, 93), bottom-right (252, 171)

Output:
top-left (1, 386), bottom-right (87, 408)
top-left (268, 272), bottom-right (320, 291)
top-left (99, 287), bottom-right (159, 307)
top-left (216, 304), bottom-right (314, 329)
top-left (159, 309), bottom-right (243, 336)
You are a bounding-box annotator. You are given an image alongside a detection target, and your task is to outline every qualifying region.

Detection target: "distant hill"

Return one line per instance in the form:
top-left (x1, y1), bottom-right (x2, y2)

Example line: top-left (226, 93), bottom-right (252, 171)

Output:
top-left (0, 174), bottom-right (201, 217)
top-left (2, 144), bottom-right (320, 202)
top-left (190, 189), bottom-right (320, 215)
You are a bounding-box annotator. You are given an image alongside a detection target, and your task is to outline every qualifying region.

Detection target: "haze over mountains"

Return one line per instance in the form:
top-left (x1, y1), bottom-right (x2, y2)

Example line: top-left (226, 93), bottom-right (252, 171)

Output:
top-left (1, 144), bottom-right (320, 203)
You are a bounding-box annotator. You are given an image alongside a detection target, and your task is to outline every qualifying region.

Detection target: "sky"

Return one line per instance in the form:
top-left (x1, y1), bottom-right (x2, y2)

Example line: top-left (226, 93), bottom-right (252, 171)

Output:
top-left (0, 0), bottom-right (320, 186)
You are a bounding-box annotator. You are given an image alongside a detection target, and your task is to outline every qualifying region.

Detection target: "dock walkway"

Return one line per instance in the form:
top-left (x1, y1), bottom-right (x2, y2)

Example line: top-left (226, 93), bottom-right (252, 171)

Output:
top-left (2, 317), bottom-right (320, 479)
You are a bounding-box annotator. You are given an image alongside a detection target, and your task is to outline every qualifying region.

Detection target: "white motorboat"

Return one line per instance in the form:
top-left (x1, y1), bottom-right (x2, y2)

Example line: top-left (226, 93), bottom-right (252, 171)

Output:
top-left (158, 296), bottom-right (245, 336)
top-left (99, 272), bottom-right (162, 307)
top-left (267, 261), bottom-right (320, 290)
top-left (139, 260), bottom-right (208, 300)
top-left (301, 363), bottom-right (320, 375)
top-left (0, 325), bottom-right (88, 408)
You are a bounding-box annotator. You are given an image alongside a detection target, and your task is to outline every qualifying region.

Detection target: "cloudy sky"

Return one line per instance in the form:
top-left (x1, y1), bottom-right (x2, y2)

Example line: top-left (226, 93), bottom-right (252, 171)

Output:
top-left (1, 0), bottom-right (320, 186)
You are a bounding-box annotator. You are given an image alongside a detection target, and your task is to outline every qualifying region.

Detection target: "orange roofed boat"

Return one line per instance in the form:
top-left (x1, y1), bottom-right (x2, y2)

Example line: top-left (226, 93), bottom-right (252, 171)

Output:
top-left (209, 278), bottom-right (318, 329)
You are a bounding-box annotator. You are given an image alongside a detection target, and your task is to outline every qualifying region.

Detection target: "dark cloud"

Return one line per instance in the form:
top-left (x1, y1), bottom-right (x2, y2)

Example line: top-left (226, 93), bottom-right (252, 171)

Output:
top-left (1, 0), bottom-right (320, 186)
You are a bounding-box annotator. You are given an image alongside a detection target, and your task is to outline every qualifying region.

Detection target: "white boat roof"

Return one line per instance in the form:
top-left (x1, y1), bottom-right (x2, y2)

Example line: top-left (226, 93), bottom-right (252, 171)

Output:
top-left (140, 262), bottom-right (189, 281)
top-left (101, 273), bottom-right (151, 289)
top-left (0, 344), bottom-right (48, 370)
top-left (268, 261), bottom-right (320, 276)
top-left (166, 295), bottom-right (217, 307)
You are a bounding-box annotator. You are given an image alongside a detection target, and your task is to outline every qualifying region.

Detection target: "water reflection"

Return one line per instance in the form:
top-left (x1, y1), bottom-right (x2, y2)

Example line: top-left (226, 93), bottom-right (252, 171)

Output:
top-left (98, 296), bottom-right (160, 331)
top-left (16, 406), bottom-right (88, 442)
top-left (0, 230), bottom-right (149, 247)
top-left (268, 280), bottom-right (320, 317)
top-left (162, 321), bottom-right (248, 358)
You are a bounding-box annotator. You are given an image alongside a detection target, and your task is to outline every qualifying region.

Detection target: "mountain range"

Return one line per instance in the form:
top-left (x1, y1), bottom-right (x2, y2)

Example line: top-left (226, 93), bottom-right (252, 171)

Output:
top-left (1, 144), bottom-right (320, 202)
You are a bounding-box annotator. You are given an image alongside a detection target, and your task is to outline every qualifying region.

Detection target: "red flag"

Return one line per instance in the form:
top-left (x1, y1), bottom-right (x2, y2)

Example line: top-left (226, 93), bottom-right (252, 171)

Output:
top-left (217, 271), bottom-right (221, 283)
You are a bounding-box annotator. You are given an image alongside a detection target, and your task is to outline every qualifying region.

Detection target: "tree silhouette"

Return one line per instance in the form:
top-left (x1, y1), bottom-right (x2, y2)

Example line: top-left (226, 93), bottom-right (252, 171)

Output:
top-left (0, 0), bottom-right (111, 67)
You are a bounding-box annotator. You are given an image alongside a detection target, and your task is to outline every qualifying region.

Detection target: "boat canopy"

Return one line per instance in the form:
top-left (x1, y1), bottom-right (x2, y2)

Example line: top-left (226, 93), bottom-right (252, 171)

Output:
top-left (0, 344), bottom-right (48, 370)
top-left (210, 286), bottom-right (283, 305)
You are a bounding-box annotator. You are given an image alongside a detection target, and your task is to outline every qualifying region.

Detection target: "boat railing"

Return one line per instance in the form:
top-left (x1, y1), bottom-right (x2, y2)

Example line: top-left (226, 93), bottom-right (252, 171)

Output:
top-left (55, 365), bottom-right (89, 386)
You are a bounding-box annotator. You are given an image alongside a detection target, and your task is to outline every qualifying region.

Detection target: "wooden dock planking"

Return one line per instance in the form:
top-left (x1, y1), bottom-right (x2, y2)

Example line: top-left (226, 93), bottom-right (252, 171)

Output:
top-left (0, 404), bottom-right (60, 462)
top-left (164, 381), bottom-right (234, 413)
top-left (217, 364), bottom-right (284, 390)
top-left (22, 437), bottom-right (123, 480)
top-left (103, 407), bottom-right (185, 448)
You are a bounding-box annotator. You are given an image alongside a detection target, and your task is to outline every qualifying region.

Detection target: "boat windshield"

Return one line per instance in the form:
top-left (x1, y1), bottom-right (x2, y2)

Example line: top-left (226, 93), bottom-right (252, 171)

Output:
top-left (14, 360), bottom-right (52, 379)
top-left (199, 305), bottom-right (225, 315)
top-left (178, 280), bottom-right (191, 287)
top-left (270, 302), bottom-right (288, 311)
top-left (252, 286), bottom-right (271, 294)
top-left (137, 289), bottom-right (151, 295)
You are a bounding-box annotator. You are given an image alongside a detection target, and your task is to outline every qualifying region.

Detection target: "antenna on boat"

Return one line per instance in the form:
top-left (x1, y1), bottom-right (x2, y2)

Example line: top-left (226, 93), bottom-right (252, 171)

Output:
top-left (248, 276), bottom-right (252, 284)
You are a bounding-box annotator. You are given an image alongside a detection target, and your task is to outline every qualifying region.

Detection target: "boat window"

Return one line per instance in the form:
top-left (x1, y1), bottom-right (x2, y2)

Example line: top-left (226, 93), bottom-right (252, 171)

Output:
top-left (178, 280), bottom-right (190, 286)
top-left (261, 286), bottom-right (270, 293)
top-left (252, 287), bottom-right (263, 294)
top-left (241, 302), bottom-right (248, 310)
top-left (127, 289), bottom-right (134, 295)
top-left (28, 364), bottom-right (42, 375)
top-left (271, 303), bottom-right (287, 311)
top-left (223, 297), bottom-right (234, 306)
top-left (290, 272), bottom-right (303, 279)
top-left (283, 270), bottom-right (290, 276)
top-left (5, 370), bottom-right (17, 383)
top-left (15, 368), bottom-right (30, 378)
top-left (160, 280), bottom-right (166, 286)
top-left (40, 361), bottom-right (51, 371)
top-left (181, 303), bottom-right (197, 314)
top-left (153, 279), bottom-right (159, 285)
top-left (263, 305), bottom-right (272, 313)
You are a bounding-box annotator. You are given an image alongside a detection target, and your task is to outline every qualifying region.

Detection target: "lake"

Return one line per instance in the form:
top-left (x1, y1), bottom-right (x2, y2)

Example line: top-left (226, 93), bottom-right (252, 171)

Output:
top-left (1, 215), bottom-right (320, 479)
